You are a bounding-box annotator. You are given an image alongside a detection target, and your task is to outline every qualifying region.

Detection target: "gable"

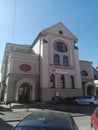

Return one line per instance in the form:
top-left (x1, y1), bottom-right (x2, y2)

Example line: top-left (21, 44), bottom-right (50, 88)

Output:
top-left (42, 22), bottom-right (78, 43)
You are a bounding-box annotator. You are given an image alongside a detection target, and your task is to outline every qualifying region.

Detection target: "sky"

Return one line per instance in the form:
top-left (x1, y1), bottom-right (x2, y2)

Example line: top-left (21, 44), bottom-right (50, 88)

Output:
top-left (0, 0), bottom-right (98, 80)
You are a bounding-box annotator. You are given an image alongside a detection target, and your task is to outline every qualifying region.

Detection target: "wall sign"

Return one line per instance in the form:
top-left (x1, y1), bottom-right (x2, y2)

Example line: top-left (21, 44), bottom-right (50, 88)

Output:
top-left (50, 68), bottom-right (75, 74)
top-left (19, 64), bottom-right (31, 72)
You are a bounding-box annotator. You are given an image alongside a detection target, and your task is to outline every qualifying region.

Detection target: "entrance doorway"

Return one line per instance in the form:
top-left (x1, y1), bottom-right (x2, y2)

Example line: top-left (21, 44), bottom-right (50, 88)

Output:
top-left (18, 83), bottom-right (30, 103)
top-left (87, 85), bottom-right (93, 95)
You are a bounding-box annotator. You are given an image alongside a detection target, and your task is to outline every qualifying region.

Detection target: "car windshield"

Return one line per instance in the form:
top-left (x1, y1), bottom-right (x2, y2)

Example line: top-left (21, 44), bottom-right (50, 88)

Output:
top-left (14, 126), bottom-right (72, 130)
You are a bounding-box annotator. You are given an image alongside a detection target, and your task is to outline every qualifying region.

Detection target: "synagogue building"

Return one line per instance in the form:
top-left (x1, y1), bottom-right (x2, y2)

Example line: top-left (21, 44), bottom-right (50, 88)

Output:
top-left (0, 23), bottom-right (95, 103)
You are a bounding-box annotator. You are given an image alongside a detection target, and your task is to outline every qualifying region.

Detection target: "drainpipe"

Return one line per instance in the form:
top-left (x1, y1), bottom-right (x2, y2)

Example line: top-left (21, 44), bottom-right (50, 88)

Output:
top-left (37, 37), bottom-right (41, 102)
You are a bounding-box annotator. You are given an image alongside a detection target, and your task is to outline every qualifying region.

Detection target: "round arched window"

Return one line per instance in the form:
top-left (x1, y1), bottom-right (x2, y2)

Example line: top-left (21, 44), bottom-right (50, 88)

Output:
top-left (54, 42), bottom-right (67, 52)
top-left (81, 70), bottom-right (88, 76)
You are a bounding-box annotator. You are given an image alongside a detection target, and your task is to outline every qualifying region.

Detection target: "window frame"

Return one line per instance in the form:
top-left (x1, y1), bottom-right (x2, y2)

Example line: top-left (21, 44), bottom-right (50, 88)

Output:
top-left (81, 70), bottom-right (88, 76)
top-left (70, 75), bottom-right (75, 89)
top-left (53, 54), bottom-right (60, 65)
top-left (54, 42), bottom-right (67, 52)
top-left (60, 75), bottom-right (65, 89)
top-left (50, 74), bottom-right (55, 88)
top-left (63, 55), bottom-right (69, 66)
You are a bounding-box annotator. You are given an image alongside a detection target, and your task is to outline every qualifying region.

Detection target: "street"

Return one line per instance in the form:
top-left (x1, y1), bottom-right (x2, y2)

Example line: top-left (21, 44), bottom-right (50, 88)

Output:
top-left (0, 104), bottom-right (97, 130)
top-left (0, 114), bottom-right (91, 130)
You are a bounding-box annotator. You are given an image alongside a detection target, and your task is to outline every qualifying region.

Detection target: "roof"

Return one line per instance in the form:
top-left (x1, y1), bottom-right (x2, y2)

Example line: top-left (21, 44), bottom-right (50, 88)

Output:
top-left (31, 22), bottom-right (78, 47)
top-left (42, 22), bottom-right (78, 42)
top-left (17, 110), bottom-right (74, 129)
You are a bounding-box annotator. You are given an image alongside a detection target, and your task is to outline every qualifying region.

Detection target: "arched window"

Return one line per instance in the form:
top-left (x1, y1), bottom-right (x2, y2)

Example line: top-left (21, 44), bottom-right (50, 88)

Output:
top-left (81, 70), bottom-right (88, 76)
top-left (53, 54), bottom-right (60, 65)
top-left (60, 75), bottom-right (65, 88)
top-left (70, 75), bottom-right (74, 89)
top-left (50, 74), bottom-right (55, 88)
top-left (54, 42), bottom-right (67, 52)
top-left (63, 56), bottom-right (69, 66)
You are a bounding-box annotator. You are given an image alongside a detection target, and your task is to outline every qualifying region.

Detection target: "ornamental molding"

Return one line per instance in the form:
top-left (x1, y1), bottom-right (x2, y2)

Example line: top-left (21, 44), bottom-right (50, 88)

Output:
top-left (19, 64), bottom-right (31, 72)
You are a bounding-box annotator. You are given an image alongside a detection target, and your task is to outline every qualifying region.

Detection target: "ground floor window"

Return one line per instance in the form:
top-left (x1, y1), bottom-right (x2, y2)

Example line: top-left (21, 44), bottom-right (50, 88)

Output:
top-left (60, 75), bottom-right (65, 88)
top-left (50, 74), bottom-right (55, 88)
top-left (70, 75), bottom-right (74, 89)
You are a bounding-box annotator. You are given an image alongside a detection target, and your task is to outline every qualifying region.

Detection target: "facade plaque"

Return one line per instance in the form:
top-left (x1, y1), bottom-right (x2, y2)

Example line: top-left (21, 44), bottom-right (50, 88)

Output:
top-left (19, 64), bottom-right (31, 72)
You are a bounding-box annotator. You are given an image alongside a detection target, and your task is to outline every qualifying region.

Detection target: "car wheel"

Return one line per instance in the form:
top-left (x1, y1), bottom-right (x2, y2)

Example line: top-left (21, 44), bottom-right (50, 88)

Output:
top-left (74, 102), bottom-right (78, 106)
top-left (91, 125), bottom-right (95, 130)
top-left (90, 102), bottom-right (94, 106)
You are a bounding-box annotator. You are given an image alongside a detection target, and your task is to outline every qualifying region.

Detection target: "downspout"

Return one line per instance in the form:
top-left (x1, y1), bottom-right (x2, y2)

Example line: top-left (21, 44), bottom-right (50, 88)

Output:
top-left (37, 37), bottom-right (41, 102)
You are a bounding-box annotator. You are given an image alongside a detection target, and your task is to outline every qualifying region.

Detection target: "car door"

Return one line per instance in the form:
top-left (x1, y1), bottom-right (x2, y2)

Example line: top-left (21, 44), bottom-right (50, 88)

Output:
top-left (92, 109), bottom-right (98, 130)
top-left (84, 96), bottom-right (90, 104)
top-left (75, 96), bottom-right (85, 104)
top-left (82, 96), bottom-right (91, 104)
top-left (79, 96), bottom-right (87, 104)
top-left (80, 97), bottom-right (86, 104)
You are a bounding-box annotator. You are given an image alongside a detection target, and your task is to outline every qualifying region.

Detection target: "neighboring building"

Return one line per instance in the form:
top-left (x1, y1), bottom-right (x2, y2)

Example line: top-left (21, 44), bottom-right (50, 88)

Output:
top-left (0, 23), bottom-right (95, 103)
top-left (80, 61), bottom-right (95, 96)
top-left (93, 67), bottom-right (98, 80)
top-left (93, 67), bottom-right (98, 97)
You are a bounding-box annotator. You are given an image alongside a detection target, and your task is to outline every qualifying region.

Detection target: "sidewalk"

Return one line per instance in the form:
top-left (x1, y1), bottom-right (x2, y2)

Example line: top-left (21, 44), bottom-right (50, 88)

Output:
top-left (0, 103), bottom-right (40, 123)
top-left (0, 102), bottom-right (94, 117)
top-left (0, 103), bottom-right (92, 130)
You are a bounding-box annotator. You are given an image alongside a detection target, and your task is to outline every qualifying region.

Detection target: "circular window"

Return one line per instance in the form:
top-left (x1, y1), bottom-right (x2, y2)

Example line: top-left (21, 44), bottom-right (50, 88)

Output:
top-left (81, 70), bottom-right (88, 76)
top-left (59, 30), bottom-right (63, 35)
top-left (54, 42), bottom-right (67, 52)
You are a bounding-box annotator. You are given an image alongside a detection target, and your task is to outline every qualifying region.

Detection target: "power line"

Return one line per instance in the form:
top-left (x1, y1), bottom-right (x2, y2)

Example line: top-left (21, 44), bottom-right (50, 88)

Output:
top-left (12, 0), bottom-right (17, 43)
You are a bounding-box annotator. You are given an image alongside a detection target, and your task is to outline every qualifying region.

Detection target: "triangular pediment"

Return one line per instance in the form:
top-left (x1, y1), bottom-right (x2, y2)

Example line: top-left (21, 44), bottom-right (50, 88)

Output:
top-left (42, 22), bottom-right (78, 43)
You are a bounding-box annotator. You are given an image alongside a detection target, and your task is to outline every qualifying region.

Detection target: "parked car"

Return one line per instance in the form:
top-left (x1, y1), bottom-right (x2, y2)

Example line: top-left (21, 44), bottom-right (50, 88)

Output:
top-left (91, 107), bottom-right (98, 130)
top-left (13, 109), bottom-right (79, 130)
top-left (74, 96), bottom-right (97, 106)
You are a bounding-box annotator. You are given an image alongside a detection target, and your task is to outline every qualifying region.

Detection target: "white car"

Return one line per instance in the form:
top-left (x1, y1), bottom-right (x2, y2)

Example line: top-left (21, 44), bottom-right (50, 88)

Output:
top-left (74, 96), bottom-right (97, 106)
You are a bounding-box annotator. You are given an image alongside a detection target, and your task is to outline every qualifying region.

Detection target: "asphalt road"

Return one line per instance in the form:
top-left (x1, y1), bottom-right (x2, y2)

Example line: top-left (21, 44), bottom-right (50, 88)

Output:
top-left (0, 116), bottom-right (91, 130)
top-left (0, 104), bottom-right (97, 130)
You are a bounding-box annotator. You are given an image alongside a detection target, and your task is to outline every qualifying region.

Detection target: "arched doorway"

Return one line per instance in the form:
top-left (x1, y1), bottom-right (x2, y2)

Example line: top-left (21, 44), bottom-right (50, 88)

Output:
top-left (16, 78), bottom-right (36, 103)
top-left (87, 85), bottom-right (94, 96)
top-left (82, 81), bottom-right (96, 96)
top-left (18, 83), bottom-right (31, 103)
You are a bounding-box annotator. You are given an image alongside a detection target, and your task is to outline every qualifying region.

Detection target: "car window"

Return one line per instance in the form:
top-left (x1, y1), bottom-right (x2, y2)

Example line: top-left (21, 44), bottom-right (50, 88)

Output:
top-left (86, 96), bottom-right (90, 99)
top-left (77, 97), bottom-right (82, 99)
top-left (95, 109), bottom-right (98, 119)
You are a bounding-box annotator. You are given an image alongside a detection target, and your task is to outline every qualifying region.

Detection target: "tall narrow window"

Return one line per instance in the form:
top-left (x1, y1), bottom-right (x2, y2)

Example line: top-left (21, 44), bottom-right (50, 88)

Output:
top-left (53, 54), bottom-right (60, 65)
top-left (63, 56), bottom-right (69, 66)
top-left (70, 75), bottom-right (74, 89)
top-left (50, 74), bottom-right (55, 88)
top-left (60, 75), bottom-right (65, 88)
